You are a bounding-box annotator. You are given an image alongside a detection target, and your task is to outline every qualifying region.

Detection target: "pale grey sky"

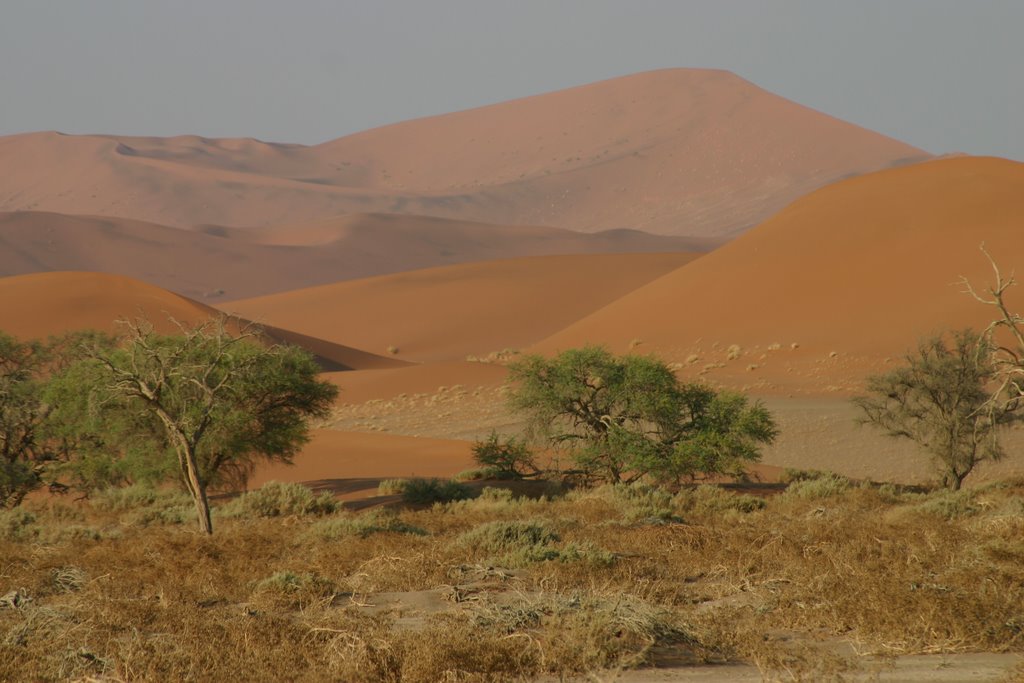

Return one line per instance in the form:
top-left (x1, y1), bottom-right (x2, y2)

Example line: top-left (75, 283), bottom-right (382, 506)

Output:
top-left (2, 1), bottom-right (1021, 160)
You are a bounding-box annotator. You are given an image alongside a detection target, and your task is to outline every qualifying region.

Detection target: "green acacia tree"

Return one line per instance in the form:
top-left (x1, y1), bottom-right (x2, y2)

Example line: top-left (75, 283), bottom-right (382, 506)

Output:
top-left (853, 330), bottom-right (1019, 490)
top-left (58, 317), bottom-right (338, 534)
top-left (506, 346), bottom-right (778, 484)
top-left (0, 333), bottom-right (47, 507)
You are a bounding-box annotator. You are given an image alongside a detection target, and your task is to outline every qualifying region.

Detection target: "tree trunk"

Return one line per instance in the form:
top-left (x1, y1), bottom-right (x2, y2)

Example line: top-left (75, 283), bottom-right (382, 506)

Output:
top-left (182, 443), bottom-right (213, 534)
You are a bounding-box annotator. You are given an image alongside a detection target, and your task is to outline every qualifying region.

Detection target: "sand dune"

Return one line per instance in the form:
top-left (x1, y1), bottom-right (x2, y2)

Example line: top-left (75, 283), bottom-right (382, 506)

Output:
top-left (0, 271), bottom-right (404, 371)
top-left (0, 70), bottom-right (926, 237)
top-left (0, 211), bottom-right (706, 301)
top-left (535, 157), bottom-right (1024, 393)
top-left (221, 252), bottom-right (700, 363)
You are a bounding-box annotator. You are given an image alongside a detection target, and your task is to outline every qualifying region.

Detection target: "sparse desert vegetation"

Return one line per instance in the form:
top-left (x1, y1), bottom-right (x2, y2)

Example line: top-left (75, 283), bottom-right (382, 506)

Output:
top-left (2, 479), bottom-right (1024, 681)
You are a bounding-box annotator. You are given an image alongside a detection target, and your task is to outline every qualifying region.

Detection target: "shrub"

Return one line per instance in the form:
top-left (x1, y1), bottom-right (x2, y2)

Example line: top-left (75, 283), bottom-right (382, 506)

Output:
top-left (399, 478), bottom-right (471, 505)
top-left (251, 571), bottom-right (337, 609)
top-left (219, 481), bottom-right (338, 518)
top-left (459, 520), bottom-right (562, 566)
top-left (377, 478), bottom-right (410, 495)
top-left (507, 346), bottom-right (777, 484)
top-left (783, 473), bottom-right (852, 500)
top-left (307, 512), bottom-right (427, 540)
top-left (471, 431), bottom-right (537, 479)
top-left (675, 485), bottom-right (766, 514)
top-left (0, 508), bottom-right (37, 541)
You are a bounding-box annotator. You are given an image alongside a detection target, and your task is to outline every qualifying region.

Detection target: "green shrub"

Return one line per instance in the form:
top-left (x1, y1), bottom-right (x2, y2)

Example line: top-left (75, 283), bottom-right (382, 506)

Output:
top-left (471, 432), bottom-right (536, 479)
top-left (91, 484), bottom-right (191, 512)
top-left (459, 520), bottom-right (562, 566)
top-left (907, 489), bottom-right (981, 520)
top-left (0, 508), bottom-right (37, 541)
top-left (308, 513), bottom-right (427, 540)
top-left (377, 478), bottom-right (410, 495)
top-left (783, 473), bottom-right (852, 500)
top-left (675, 485), bottom-right (766, 514)
top-left (576, 483), bottom-right (680, 523)
top-left (220, 481), bottom-right (338, 518)
top-left (252, 571), bottom-right (337, 609)
top-left (400, 478), bottom-right (471, 505)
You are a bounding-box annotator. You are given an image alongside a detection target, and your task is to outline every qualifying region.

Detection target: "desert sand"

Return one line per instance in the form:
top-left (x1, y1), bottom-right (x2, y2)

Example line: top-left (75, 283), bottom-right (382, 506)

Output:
top-left (0, 69), bottom-right (926, 238)
top-left (222, 252), bottom-right (700, 363)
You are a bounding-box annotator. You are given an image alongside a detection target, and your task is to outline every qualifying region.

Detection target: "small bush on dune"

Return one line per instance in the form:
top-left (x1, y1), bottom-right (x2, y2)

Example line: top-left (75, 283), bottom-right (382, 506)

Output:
top-left (220, 481), bottom-right (338, 518)
top-left (399, 478), bottom-right (471, 505)
top-left (471, 431), bottom-right (537, 479)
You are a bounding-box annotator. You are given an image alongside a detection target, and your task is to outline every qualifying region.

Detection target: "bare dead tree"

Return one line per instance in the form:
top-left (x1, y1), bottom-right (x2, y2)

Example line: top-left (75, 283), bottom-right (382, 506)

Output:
top-left (960, 244), bottom-right (1024, 415)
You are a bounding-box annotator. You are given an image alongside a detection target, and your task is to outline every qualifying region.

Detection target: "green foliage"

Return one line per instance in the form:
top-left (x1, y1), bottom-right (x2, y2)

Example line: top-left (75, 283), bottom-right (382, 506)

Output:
top-left (399, 478), bottom-right (472, 505)
top-left (471, 431), bottom-right (537, 479)
top-left (0, 333), bottom-right (47, 507)
top-left (219, 481), bottom-right (338, 518)
top-left (782, 473), bottom-right (852, 500)
top-left (853, 330), bottom-right (1019, 490)
top-left (307, 512), bottom-right (427, 540)
top-left (506, 346), bottom-right (778, 484)
top-left (458, 520), bottom-right (614, 567)
top-left (91, 484), bottom-right (193, 526)
top-left (49, 317), bottom-right (339, 533)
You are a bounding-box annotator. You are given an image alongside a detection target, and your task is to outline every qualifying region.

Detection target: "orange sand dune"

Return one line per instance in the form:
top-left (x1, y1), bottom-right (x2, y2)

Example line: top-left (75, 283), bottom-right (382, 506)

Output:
top-left (0, 271), bottom-right (404, 372)
top-left (322, 361), bottom-right (509, 405)
top-left (222, 252), bottom-right (700, 363)
top-left (535, 157), bottom-right (1024, 394)
top-left (0, 211), bottom-right (706, 301)
top-left (247, 429), bottom-right (474, 490)
top-left (0, 70), bottom-right (926, 237)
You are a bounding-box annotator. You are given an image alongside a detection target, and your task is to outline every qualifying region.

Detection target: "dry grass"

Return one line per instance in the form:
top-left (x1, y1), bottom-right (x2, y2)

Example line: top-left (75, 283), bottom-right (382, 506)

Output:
top-left (1, 480), bottom-right (1023, 680)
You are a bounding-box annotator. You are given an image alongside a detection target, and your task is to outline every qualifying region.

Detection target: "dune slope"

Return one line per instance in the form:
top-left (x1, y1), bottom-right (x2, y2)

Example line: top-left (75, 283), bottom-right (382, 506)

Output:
top-left (0, 271), bottom-right (404, 371)
top-left (535, 157), bottom-right (1024, 392)
top-left (222, 252), bottom-right (700, 363)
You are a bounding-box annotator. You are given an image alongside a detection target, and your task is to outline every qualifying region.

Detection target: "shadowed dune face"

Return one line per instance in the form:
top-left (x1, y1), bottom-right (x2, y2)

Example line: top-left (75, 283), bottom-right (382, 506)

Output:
top-left (535, 157), bottom-right (1024, 393)
top-left (0, 69), bottom-right (927, 238)
top-left (0, 211), bottom-right (711, 301)
top-left (221, 252), bottom-right (700, 363)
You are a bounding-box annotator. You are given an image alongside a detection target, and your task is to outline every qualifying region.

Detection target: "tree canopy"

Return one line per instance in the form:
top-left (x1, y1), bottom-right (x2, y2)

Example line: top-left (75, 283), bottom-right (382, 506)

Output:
top-left (853, 329), bottom-right (1019, 490)
top-left (48, 318), bottom-right (338, 533)
top-left (506, 346), bottom-right (778, 484)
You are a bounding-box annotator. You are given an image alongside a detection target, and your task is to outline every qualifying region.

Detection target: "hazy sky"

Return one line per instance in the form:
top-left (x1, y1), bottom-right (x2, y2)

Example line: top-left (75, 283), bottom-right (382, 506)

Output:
top-left (2, 1), bottom-right (1022, 160)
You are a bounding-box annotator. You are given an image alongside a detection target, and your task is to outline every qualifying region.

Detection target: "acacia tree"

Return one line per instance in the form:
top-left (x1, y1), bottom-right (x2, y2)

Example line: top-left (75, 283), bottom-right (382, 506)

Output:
top-left (77, 317), bottom-right (338, 534)
top-left (852, 330), bottom-right (1018, 490)
top-left (0, 333), bottom-right (46, 507)
top-left (506, 346), bottom-right (777, 484)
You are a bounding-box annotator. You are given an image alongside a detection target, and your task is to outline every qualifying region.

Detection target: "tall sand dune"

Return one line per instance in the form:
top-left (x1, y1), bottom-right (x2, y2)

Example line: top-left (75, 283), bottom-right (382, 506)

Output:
top-left (222, 252), bottom-right (700, 363)
top-left (0, 211), bottom-right (707, 301)
top-left (0, 70), bottom-right (926, 237)
top-left (535, 157), bottom-right (1024, 393)
top-left (0, 271), bottom-right (404, 371)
